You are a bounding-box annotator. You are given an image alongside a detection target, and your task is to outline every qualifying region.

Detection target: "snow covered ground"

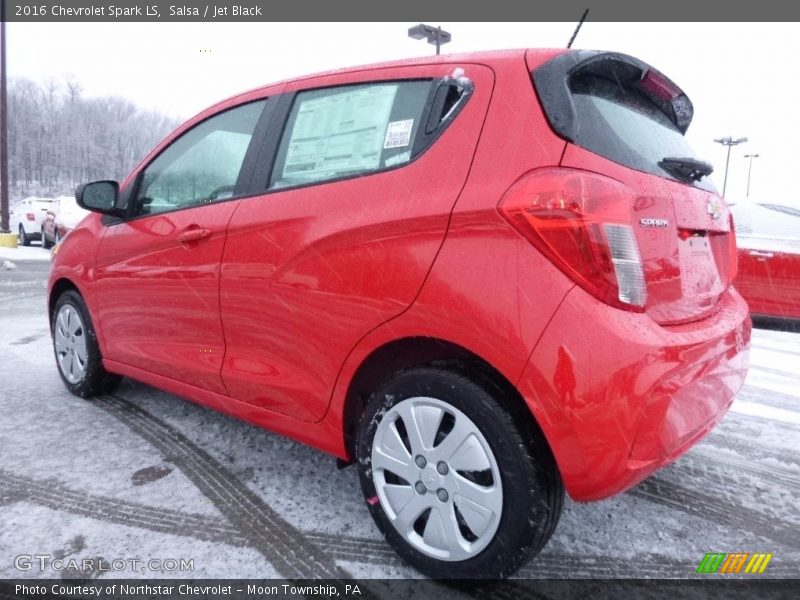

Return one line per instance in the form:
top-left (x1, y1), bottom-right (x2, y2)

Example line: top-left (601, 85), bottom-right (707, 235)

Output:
top-left (0, 260), bottom-right (798, 580)
top-left (0, 242), bottom-right (52, 263)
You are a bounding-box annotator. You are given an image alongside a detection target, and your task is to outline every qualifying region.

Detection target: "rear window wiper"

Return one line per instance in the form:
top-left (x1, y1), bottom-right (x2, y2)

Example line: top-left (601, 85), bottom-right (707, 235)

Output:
top-left (659, 157), bottom-right (713, 182)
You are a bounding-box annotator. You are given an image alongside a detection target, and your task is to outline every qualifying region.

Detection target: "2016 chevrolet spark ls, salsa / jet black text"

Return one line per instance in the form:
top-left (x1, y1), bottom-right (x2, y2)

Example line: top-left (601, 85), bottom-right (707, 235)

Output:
top-left (48, 49), bottom-right (751, 579)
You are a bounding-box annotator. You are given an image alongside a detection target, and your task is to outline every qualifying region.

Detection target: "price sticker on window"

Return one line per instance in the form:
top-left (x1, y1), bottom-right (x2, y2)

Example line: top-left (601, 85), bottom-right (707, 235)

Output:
top-left (384, 119), bottom-right (414, 149)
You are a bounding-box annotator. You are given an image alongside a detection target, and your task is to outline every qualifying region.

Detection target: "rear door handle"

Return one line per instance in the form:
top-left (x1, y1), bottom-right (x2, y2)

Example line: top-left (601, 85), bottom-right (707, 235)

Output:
top-left (177, 227), bottom-right (212, 244)
top-left (748, 250), bottom-right (774, 259)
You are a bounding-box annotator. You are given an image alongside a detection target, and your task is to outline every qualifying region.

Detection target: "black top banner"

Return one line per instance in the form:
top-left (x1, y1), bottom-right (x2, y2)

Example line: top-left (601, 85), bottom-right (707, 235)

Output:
top-left (3, 0), bottom-right (800, 22)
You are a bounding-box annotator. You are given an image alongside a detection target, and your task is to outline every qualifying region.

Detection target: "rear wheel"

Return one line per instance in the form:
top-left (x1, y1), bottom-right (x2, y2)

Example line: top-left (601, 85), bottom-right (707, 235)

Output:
top-left (356, 367), bottom-right (563, 579)
top-left (18, 225), bottom-right (30, 247)
top-left (52, 290), bottom-right (120, 397)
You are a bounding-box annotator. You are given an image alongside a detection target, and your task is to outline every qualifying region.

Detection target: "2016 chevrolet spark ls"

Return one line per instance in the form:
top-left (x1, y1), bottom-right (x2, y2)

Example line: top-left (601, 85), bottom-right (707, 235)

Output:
top-left (49, 49), bottom-right (750, 579)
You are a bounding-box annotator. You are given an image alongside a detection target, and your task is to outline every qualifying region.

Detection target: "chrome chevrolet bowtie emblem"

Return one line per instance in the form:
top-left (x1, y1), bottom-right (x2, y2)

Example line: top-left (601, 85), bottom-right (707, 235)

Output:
top-left (707, 198), bottom-right (724, 220)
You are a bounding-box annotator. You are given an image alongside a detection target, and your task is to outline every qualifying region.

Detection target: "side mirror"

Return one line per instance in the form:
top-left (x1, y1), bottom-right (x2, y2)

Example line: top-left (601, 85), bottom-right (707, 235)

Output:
top-left (76, 180), bottom-right (120, 215)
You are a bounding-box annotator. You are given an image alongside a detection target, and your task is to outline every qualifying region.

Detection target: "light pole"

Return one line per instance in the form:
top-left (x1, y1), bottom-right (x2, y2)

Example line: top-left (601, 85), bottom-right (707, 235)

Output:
top-left (408, 24), bottom-right (451, 56)
top-left (743, 153), bottom-right (759, 199)
top-left (713, 136), bottom-right (748, 198)
top-left (1, 3), bottom-right (10, 234)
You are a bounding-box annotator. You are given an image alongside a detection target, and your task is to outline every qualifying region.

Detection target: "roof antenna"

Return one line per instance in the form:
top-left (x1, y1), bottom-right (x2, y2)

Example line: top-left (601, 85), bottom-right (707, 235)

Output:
top-left (567, 9), bottom-right (589, 48)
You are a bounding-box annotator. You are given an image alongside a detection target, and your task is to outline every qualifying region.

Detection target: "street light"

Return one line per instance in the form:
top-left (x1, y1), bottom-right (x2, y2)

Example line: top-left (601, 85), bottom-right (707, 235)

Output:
top-left (743, 153), bottom-right (760, 199)
top-left (713, 136), bottom-right (748, 198)
top-left (1, 3), bottom-right (10, 235)
top-left (408, 24), bottom-right (451, 56)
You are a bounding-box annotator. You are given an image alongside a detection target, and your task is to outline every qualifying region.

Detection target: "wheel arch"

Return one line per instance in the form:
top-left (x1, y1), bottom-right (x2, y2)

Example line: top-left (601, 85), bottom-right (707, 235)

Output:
top-left (48, 278), bottom-right (82, 329)
top-left (340, 336), bottom-right (556, 466)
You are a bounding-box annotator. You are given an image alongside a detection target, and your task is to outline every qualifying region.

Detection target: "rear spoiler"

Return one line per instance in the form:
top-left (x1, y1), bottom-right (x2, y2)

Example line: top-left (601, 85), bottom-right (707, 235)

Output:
top-left (532, 50), bottom-right (694, 138)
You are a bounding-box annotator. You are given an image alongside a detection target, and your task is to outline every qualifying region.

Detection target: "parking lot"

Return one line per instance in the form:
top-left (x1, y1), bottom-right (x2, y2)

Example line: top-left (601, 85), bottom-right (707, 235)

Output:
top-left (1, 252), bottom-right (798, 580)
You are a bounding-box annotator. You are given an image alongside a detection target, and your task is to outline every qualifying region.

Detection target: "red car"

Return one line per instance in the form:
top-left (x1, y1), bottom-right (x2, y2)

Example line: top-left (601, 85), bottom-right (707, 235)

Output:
top-left (48, 49), bottom-right (750, 579)
top-left (731, 202), bottom-right (800, 322)
top-left (42, 195), bottom-right (91, 249)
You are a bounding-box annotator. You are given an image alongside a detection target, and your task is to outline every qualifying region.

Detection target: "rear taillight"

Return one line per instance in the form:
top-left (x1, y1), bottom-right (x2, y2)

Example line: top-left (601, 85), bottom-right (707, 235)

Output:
top-left (26, 212), bottom-right (35, 221)
top-left (499, 168), bottom-right (647, 311)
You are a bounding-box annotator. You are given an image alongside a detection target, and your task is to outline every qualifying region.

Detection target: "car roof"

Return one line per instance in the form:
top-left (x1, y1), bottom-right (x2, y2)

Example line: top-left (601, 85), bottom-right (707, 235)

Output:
top-left (731, 202), bottom-right (800, 239)
top-left (218, 48), bottom-right (557, 108)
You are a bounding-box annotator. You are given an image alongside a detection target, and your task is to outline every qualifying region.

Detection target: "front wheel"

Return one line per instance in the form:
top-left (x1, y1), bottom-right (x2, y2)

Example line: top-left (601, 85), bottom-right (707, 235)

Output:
top-left (52, 290), bottom-right (121, 397)
top-left (356, 367), bottom-right (563, 579)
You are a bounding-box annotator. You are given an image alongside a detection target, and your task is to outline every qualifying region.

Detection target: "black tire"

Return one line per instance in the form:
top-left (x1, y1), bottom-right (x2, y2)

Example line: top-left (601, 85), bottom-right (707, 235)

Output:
top-left (18, 225), bottom-right (30, 247)
top-left (42, 227), bottom-right (53, 249)
top-left (356, 367), bottom-right (563, 579)
top-left (52, 290), bottom-right (121, 397)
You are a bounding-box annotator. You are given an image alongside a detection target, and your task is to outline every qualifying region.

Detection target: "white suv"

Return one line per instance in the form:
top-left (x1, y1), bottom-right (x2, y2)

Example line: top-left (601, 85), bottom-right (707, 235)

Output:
top-left (11, 196), bottom-right (53, 246)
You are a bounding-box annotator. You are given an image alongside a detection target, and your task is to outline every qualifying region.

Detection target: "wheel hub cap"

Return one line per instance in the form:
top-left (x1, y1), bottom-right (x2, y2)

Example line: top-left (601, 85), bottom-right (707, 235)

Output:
top-left (422, 466), bottom-right (441, 489)
top-left (371, 396), bottom-right (503, 561)
top-left (54, 304), bottom-right (88, 384)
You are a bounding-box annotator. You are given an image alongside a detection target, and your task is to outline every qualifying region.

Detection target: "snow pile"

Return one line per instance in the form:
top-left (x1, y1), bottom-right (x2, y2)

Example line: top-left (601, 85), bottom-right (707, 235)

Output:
top-left (0, 245), bottom-right (52, 261)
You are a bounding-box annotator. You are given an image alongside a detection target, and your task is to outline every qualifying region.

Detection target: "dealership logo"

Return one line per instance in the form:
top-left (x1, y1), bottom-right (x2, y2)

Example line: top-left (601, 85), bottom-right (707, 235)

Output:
top-left (706, 198), bottom-right (724, 220)
top-left (696, 552), bottom-right (773, 574)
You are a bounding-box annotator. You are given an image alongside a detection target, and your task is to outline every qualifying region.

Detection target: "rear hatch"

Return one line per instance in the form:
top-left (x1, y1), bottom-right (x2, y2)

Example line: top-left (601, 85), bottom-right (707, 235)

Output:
top-left (33, 199), bottom-right (53, 214)
top-left (525, 50), bottom-right (735, 325)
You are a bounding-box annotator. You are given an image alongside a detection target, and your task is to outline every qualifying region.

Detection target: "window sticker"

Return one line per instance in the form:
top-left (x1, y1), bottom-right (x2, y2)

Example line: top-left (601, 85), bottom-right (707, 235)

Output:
top-left (282, 85), bottom-right (398, 182)
top-left (383, 119), bottom-right (414, 149)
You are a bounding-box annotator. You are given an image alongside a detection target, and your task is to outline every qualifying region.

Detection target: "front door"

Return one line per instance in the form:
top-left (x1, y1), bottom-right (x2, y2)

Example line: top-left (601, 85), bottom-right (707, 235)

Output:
top-left (93, 99), bottom-right (268, 393)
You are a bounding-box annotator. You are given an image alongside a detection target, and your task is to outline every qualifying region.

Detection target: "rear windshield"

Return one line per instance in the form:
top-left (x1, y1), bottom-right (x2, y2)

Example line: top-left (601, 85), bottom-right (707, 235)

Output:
top-left (568, 74), bottom-right (716, 192)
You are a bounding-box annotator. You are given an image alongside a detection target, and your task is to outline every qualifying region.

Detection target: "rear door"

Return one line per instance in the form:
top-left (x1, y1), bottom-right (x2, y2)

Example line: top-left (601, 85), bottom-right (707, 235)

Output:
top-left (219, 63), bottom-right (494, 422)
top-left (93, 99), bottom-right (270, 393)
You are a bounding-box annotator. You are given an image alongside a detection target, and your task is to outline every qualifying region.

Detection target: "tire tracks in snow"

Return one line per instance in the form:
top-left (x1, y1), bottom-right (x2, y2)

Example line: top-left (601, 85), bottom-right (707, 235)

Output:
top-left (680, 448), bottom-right (800, 491)
top-left (704, 433), bottom-right (800, 469)
top-left (96, 393), bottom-right (348, 579)
top-left (737, 383), bottom-right (800, 413)
top-left (4, 471), bottom-right (800, 579)
top-left (0, 469), bottom-right (249, 547)
top-left (4, 391), bottom-right (800, 578)
top-left (629, 476), bottom-right (800, 551)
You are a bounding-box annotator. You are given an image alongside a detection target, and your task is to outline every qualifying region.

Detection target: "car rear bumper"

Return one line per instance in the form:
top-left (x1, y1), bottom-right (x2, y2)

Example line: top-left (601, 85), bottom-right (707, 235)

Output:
top-left (518, 285), bottom-right (751, 501)
top-left (21, 223), bottom-right (42, 237)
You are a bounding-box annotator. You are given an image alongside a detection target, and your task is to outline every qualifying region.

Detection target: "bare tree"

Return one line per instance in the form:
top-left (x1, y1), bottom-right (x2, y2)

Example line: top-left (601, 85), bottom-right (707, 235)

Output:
top-left (7, 77), bottom-right (179, 202)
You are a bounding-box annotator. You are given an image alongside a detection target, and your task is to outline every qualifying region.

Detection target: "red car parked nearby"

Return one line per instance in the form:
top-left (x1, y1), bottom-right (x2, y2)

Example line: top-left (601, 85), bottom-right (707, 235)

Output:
top-left (42, 195), bottom-right (91, 249)
top-left (731, 202), bottom-right (800, 321)
top-left (48, 49), bottom-right (750, 578)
